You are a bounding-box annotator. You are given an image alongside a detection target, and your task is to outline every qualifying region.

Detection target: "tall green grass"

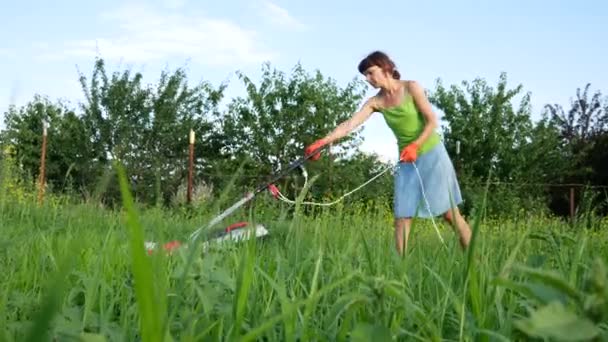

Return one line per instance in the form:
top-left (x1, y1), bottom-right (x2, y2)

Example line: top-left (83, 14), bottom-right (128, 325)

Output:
top-left (1, 168), bottom-right (607, 341)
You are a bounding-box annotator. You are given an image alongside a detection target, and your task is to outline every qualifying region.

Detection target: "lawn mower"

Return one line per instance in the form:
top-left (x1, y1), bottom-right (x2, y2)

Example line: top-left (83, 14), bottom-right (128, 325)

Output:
top-left (144, 144), bottom-right (331, 255)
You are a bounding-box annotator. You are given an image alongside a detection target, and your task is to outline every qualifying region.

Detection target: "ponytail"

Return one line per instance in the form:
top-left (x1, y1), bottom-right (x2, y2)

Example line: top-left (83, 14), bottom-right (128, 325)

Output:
top-left (392, 69), bottom-right (401, 79)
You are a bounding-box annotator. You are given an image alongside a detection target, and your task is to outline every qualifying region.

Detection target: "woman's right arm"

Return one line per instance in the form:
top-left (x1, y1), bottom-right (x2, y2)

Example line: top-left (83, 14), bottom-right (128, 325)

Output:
top-left (322, 97), bottom-right (377, 144)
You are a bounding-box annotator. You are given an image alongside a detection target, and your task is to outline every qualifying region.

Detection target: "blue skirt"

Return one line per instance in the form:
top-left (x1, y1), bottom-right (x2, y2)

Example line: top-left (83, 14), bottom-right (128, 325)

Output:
top-left (393, 142), bottom-right (463, 218)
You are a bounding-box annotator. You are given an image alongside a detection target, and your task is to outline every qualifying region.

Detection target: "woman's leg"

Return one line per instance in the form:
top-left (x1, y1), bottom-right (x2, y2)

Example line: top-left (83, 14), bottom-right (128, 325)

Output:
top-left (443, 207), bottom-right (471, 249)
top-left (394, 217), bottom-right (412, 255)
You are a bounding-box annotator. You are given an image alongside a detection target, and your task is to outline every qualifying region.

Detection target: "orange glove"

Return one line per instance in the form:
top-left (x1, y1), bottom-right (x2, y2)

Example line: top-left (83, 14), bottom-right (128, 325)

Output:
top-left (400, 143), bottom-right (419, 162)
top-left (305, 138), bottom-right (328, 161)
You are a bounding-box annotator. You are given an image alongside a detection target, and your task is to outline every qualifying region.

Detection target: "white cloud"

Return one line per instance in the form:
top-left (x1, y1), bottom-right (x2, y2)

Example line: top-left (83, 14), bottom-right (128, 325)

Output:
top-left (37, 3), bottom-right (277, 66)
top-left (259, 1), bottom-right (306, 31)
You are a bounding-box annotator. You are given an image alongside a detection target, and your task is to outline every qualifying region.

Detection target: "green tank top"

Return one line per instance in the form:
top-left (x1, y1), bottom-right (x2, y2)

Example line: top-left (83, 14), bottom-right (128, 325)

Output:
top-left (378, 92), bottom-right (441, 155)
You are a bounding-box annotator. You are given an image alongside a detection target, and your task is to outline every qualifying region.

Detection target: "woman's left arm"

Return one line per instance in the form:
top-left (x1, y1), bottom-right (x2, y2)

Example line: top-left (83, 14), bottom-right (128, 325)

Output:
top-left (408, 81), bottom-right (439, 146)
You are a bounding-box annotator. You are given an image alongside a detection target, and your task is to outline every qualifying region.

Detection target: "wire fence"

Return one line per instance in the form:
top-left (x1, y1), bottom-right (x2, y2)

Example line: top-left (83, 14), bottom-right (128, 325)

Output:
top-left (17, 123), bottom-right (606, 223)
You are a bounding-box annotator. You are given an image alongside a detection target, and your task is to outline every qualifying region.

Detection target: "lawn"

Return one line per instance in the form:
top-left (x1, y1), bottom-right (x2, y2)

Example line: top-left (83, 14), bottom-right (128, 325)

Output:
top-left (1, 183), bottom-right (607, 341)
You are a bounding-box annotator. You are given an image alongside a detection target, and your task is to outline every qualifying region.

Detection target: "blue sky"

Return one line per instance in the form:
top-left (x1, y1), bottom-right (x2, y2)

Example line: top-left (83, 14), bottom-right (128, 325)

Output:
top-left (1, 0), bottom-right (606, 161)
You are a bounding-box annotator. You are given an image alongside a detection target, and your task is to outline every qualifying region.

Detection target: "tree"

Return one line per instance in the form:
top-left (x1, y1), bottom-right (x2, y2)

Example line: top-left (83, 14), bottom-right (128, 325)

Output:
top-left (138, 65), bottom-right (225, 205)
top-left (543, 84), bottom-right (608, 217)
top-left (544, 83), bottom-right (606, 145)
top-left (0, 96), bottom-right (94, 193)
top-left (428, 72), bottom-right (566, 217)
top-left (214, 62), bottom-right (368, 189)
top-left (77, 57), bottom-right (226, 206)
top-left (519, 114), bottom-right (568, 184)
top-left (429, 72), bottom-right (540, 182)
top-left (543, 84), bottom-right (607, 182)
top-left (306, 151), bottom-right (394, 206)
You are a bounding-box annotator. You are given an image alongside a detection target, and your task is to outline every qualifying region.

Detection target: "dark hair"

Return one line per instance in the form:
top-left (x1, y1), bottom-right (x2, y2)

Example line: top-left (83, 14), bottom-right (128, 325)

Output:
top-left (357, 51), bottom-right (401, 79)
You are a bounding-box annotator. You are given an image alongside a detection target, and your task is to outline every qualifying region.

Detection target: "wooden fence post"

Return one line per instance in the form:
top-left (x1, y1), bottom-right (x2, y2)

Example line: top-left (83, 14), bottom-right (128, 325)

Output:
top-left (455, 140), bottom-right (461, 174)
top-left (570, 187), bottom-right (575, 224)
top-left (188, 129), bottom-right (195, 204)
top-left (37, 119), bottom-right (48, 204)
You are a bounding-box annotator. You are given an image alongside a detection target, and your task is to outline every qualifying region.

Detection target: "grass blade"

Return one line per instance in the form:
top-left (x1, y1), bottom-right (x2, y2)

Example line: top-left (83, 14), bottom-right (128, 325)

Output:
top-left (24, 245), bottom-right (76, 342)
top-left (232, 236), bottom-right (256, 339)
top-left (115, 162), bottom-right (166, 342)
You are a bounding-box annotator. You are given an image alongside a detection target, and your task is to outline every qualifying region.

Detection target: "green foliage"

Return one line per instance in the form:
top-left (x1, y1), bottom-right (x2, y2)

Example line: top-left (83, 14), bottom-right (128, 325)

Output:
top-left (210, 62), bottom-right (372, 202)
top-left (115, 161), bottom-right (170, 341)
top-left (208, 61), bottom-right (396, 207)
top-left (218, 62), bottom-right (367, 172)
top-left (303, 150), bottom-right (394, 207)
top-left (428, 73), bottom-right (572, 217)
top-left (514, 301), bottom-right (600, 340)
top-left (0, 55), bottom-right (606, 219)
top-left (429, 72), bottom-right (536, 182)
top-left (496, 230), bottom-right (608, 340)
top-left (544, 83), bottom-right (607, 148)
top-left (0, 95), bottom-right (94, 193)
top-left (3, 52), bottom-right (608, 342)
top-left (0, 145), bottom-right (39, 210)
top-left (75, 57), bottom-right (226, 206)
top-left (543, 83), bottom-right (608, 216)
top-left (1, 196), bottom-right (607, 341)
top-left (587, 133), bottom-right (608, 177)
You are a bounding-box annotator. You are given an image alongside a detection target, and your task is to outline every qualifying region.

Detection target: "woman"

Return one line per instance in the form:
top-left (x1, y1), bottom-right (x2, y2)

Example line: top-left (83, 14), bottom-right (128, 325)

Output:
top-left (305, 51), bottom-right (472, 255)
